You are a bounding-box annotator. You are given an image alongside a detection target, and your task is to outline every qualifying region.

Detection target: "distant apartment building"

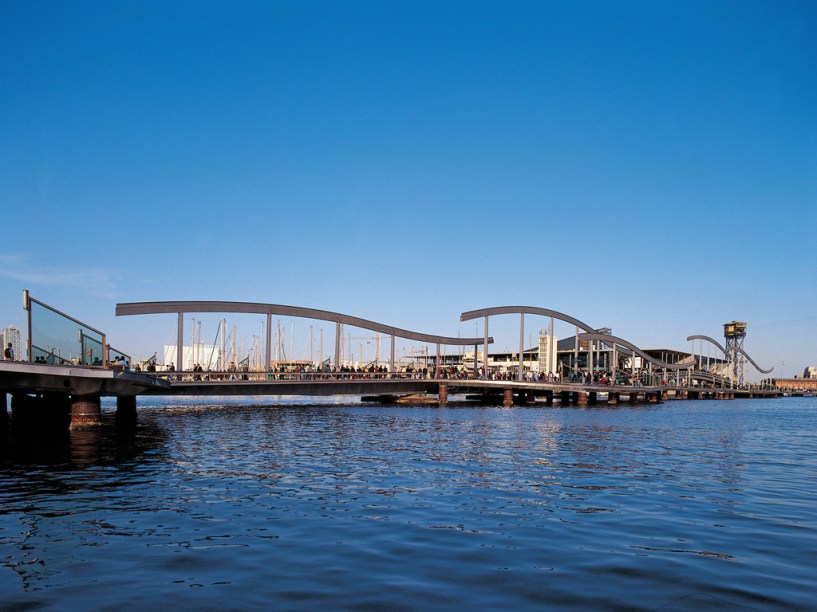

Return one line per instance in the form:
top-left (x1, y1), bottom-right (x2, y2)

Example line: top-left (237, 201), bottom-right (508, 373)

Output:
top-left (1, 325), bottom-right (22, 360)
top-left (804, 366), bottom-right (817, 379)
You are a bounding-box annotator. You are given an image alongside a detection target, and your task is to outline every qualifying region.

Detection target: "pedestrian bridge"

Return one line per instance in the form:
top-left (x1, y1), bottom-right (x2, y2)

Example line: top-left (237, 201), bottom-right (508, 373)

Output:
top-left (3, 296), bottom-right (779, 431)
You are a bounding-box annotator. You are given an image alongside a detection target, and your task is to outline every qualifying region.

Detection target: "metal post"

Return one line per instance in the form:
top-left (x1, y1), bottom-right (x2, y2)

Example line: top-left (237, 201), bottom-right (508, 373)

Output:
top-left (23, 290), bottom-right (32, 363)
top-left (177, 312), bottom-right (183, 372)
top-left (549, 316), bottom-right (554, 375)
top-left (518, 313), bottom-right (524, 381)
top-left (436, 343), bottom-right (440, 379)
top-left (574, 325), bottom-right (579, 380)
top-left (483, 316), bottom-right (489, 378)
top-left (589, 339), bottom-right (594, 380)
top-left (390, 334), bottom-right (395, 376)
top-left (612, 345), bottom-right (617, 385)
top-left (265, 313), bottom-right (272, 372)
top-left (335, 322), bottom-right (341, 369)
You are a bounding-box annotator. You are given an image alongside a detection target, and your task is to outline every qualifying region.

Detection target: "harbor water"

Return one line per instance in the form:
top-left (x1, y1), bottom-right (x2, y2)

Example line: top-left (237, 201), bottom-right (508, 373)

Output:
top-left (1, 397), bottom-right (815, 610)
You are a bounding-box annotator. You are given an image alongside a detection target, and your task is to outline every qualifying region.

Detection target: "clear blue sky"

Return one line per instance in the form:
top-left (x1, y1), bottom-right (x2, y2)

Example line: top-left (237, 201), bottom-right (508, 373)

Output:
top-left (1, 0), bottom-right (815, 377)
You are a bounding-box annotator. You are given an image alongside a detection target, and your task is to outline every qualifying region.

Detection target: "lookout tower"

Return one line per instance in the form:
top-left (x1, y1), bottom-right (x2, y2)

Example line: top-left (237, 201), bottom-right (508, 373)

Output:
top-left (724, 321), bottom-right (747, 384)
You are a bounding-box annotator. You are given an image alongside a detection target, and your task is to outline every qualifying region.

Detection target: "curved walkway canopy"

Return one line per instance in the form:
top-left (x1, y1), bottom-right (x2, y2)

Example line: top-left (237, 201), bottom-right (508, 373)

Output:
top-left (460, 305), bottom-right (596, 333)
top-left (116, 301), bottom-right (493, 371)
top-left (687, 335), bottom-right (773, 374)
top-left (579, 333), bottom-right (693, 371)
top-left (460, 305), bottom-right (599, 382)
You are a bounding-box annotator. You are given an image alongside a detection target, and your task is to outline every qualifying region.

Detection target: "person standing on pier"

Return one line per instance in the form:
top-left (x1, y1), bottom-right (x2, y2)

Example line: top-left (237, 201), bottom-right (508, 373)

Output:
top-left (3, 342), bottom-right (13, 361)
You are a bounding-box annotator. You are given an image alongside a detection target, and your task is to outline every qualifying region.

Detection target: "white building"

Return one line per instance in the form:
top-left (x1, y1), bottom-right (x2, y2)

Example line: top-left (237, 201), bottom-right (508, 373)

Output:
top-left (1, 325), bottom-right (22, 361)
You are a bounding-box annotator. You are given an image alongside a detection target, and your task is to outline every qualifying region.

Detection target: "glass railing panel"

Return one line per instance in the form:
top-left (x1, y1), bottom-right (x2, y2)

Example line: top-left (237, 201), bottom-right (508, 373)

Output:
top-left (29, 299), bottom-right (104, 366)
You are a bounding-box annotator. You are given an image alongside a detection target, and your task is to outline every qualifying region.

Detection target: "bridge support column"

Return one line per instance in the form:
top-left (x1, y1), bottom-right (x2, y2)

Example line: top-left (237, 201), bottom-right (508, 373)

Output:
top-left (608, 392), bottom-right (619, 406)
top-left (116, 396), bottom-right (137, 426)
top-left (588, 392), bottom-right (597, 405)
top-left (629, 392), bottom-right (639, 404)
top-left (576, 391), bottom-right (588, 407)
top-left (71, 394), bottom-right (102, 428)
top-left (438, 384), bottom-right (448, 407)
top-left (689, 390), bottom-right (699, 400)
top-left (503, 389), bottom-right (513, 407)
top-left (560, 391), bottom-right (570, 406)
top-left (647, 392), bottom-right (658, 404)
top-left (661, 390), bottom-right (668, 400)
top-left (545, 390), bottom-right (553, 406)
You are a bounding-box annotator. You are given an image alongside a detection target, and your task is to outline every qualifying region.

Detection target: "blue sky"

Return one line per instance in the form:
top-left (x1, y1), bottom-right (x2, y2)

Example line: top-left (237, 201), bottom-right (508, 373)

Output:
top-left (1, 0), bottom-right (815, 377)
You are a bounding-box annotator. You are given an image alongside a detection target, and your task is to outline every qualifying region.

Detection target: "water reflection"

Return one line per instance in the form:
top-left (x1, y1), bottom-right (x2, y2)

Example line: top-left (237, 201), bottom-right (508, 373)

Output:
top-left (0, 400), bottom-right (815, 609)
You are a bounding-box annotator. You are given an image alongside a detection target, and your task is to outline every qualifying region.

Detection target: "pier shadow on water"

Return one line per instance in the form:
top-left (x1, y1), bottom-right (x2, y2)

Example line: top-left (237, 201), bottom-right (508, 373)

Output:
top-left (1, 405), bottom-right (168, 470)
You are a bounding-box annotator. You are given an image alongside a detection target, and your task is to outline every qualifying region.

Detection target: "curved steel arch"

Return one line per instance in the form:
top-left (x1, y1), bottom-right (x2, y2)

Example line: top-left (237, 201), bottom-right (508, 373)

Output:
top-left (579, 333), bottom-right (692, 371)
top-left (687, 335), bottom-right (728, 356)
top-left (116, 301), bottom-right (491, 346)
top-left (687, 334), bottom-right (773, 374)
top-left (460, 306), bottom-right (596, 332)
top-left (736, 348), bottom-right (773, 374)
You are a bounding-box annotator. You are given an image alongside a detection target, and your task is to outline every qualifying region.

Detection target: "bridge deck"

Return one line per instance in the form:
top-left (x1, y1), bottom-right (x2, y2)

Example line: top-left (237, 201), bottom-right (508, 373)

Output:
top-left (1, 363), bottom-right (780, 400)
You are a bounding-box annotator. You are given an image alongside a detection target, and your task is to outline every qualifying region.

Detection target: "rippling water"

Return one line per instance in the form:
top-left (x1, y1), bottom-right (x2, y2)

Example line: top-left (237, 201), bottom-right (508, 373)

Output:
top-left (1, 397), bottom-right (815, 610)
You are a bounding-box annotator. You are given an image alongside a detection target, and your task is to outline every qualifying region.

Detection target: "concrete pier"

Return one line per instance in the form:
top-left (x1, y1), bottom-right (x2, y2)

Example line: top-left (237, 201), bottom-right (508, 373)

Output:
top-left (608, 392), bottom-right (619, 406)
top-left (503, 388), bottom-right (513, 407)
top-left (576, 391), bottom-right (588, 407)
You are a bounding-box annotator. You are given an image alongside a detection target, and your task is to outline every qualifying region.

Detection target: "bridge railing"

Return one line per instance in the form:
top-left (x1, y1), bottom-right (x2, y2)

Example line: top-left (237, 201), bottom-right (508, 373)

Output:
top-left (149, 370), bottom-right (444, 382)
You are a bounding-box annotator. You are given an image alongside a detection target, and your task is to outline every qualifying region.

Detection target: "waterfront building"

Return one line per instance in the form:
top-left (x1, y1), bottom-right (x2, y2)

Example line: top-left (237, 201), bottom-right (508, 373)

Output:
top-left (768, 376), bottom-right (817, 392)
top-left (804, 366), bottom-right (817, 379)
top-left (1, 325), bottom-right (22, 361)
